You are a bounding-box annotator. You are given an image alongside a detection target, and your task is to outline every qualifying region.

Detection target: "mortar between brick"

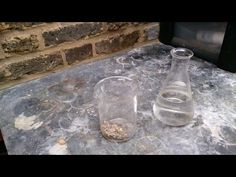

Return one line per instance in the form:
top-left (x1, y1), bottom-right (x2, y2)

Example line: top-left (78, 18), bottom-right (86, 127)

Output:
top-left (0, 41), bottom-right (160, 90)
top-left (1, 23), bottom-right (158, 61)
top-left (60, 50), bottom-right (68, 66)
top-left (1, 25), bottom-right (150, 65)
top-left (0, 23), bottom-right (160, 88)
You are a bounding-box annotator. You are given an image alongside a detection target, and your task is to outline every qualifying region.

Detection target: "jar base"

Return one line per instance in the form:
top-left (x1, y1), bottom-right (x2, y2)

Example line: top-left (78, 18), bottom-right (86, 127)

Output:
top-left (100, 118), bottom-right (136, 142)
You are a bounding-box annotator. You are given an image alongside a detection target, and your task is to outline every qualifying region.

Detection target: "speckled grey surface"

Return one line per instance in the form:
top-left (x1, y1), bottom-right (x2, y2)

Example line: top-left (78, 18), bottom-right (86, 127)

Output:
top-left (0, 43), bottom-right (236, 155)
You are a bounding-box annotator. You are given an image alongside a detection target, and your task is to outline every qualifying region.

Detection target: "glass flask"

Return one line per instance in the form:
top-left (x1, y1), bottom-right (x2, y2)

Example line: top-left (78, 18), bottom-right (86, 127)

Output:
top-left (94, 76), bottom-right (137, 142)
top-left (153, 48), bottom-right (194, 126)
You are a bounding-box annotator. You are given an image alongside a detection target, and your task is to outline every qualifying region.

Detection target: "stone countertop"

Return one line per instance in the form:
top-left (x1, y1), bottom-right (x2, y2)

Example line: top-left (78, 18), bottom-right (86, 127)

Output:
top-left (0, 43), bottom-right (236, 155)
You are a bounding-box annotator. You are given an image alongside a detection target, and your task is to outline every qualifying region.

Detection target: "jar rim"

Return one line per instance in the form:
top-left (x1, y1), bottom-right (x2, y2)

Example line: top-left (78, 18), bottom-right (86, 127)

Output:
top-left (94, 76), bottom-right (137, 98)
top-left (171, 48), bottom-right (194, 59)
top-left (95, 76), bottom-right (133, 87)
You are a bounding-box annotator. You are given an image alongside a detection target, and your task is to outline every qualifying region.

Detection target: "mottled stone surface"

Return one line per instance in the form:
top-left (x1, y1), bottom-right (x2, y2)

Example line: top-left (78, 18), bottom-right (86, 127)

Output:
top-left (0, 43), bottom-right (235, 155)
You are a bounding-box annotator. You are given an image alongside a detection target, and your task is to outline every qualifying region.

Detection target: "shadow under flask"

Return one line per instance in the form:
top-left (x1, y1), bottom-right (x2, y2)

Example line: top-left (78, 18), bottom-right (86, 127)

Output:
top-left (153, 48), bottom-right (194, 126)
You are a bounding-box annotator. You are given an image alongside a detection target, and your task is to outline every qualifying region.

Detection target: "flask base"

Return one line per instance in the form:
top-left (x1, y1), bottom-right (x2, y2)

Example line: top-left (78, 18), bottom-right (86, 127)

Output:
top-left (153, 104), bottom-right (193, 127)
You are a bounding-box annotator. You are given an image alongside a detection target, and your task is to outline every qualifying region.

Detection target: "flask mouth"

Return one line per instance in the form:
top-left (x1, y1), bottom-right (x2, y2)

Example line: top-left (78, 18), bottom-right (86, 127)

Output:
top-left (171, 48), bottom-right (194, 59)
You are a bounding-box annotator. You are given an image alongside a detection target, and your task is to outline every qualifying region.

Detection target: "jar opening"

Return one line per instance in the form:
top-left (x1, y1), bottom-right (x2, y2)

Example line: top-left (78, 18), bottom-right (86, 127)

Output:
top-left (94, 76), bottom-right (137, 99)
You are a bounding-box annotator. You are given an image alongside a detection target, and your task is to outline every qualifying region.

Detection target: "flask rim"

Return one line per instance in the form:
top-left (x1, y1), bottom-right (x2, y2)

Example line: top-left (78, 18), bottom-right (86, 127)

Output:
top-left (171, 48), bottom-right (194, 59)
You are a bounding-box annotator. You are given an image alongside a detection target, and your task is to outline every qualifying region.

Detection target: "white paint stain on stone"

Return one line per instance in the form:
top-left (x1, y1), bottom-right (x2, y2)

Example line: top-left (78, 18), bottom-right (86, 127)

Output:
top-left (48, 143), bottom-right (68, 155)
top-left (14, 113), bottom-right (43, 130)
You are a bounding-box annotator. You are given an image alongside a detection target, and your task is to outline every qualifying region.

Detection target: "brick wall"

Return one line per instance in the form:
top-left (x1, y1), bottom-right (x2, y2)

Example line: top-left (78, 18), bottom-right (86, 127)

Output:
top-left (0, 22), bottom-right (159, 89)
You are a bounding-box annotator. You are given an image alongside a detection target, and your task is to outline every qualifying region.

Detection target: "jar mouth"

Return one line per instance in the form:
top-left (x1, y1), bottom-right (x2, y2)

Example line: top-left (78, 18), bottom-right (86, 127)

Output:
top-left (95, 76), bottom-right (133, 87)
top-left (171, 48), bottom-right (194, 59)
top-left (94, 76), bottom-right (137, 98)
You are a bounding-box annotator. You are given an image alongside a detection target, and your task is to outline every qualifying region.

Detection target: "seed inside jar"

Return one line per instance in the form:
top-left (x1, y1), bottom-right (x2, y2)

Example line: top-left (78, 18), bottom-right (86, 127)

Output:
top-left (100, 118), bottom-right (135, 141)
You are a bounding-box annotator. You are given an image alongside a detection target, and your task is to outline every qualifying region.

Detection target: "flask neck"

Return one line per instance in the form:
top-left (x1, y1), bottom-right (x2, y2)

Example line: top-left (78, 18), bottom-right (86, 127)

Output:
top-left (171, 57), bottom-right (190, 71)
top-left (170, 48), bottom-right (193, 71)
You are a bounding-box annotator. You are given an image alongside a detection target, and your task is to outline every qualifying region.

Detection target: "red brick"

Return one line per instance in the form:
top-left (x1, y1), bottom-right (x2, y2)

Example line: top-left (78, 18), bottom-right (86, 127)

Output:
top-left (95, 31), bottom-right (140, 54)
top-left (6, 52), bottom-right (63, 80)
top-left (43, 23), bottom-right (103, 46)
top-left (64, 44), bottom-right (92, 65)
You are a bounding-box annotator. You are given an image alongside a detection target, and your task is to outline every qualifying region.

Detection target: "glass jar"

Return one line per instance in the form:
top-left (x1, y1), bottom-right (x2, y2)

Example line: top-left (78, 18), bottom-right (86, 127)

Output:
top-left (94, 76), bottom-right (137, 142)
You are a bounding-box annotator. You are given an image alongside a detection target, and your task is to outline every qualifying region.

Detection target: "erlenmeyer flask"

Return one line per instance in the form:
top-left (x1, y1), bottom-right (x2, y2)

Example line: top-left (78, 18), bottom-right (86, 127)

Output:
top-left (153, 48), bottom-right (194, 126)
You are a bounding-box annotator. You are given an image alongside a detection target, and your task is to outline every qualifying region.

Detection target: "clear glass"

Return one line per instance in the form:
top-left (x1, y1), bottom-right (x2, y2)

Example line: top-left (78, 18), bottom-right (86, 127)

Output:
top-left (94, 76), bottom-right (137, 142)
top-left (153, 48), bottom-right (194, 126)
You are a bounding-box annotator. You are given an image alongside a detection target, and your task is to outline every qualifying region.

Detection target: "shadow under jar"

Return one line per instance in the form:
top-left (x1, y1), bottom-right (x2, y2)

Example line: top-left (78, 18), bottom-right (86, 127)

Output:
top-left (94, 76), bottom-right (137, 142)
